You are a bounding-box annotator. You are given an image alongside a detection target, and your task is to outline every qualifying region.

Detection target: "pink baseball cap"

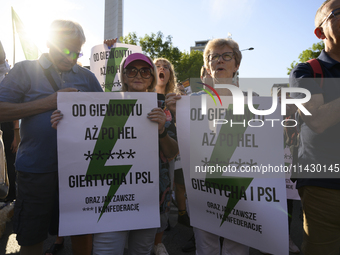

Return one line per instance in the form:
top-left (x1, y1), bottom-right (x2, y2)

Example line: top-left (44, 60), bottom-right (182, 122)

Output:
top-left (124, 53), bottom-right (153, 69)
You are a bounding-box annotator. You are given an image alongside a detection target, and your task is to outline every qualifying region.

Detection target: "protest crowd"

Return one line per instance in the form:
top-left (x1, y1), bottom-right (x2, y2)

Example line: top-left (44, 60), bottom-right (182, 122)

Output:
top-left (0, 0), bottom-right (340, 254)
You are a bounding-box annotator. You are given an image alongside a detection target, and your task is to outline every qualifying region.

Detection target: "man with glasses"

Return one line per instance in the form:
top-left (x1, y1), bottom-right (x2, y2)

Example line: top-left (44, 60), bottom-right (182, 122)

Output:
top-left (289, 0), bottom-right (340, 254)
top-left (0, 20), bottom-right (102, 255)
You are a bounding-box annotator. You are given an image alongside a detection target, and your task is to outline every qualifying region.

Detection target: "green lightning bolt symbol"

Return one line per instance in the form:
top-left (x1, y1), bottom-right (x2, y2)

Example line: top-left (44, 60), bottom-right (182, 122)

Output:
top-left (205, 104), bottom-right (259, 226)
top-left (104, 47), bottom-right (129, 92)
top-left (86, 99), bottom-right (136, 221)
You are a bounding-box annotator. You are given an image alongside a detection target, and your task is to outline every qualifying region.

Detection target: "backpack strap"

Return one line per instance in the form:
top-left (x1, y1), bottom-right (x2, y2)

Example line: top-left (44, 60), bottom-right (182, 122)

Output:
top-left (307, 59), bottom-right (324, 88)
top-left (289, 59), bottom-right (323, 183)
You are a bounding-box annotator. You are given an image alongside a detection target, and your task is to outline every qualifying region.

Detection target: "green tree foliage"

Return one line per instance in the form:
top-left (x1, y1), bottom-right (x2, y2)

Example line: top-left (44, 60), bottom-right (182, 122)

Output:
top-left (287, 41), bottom-right (324, 75)
top-left (121, 31), bottom-right (181, 68)
top-left (121, 32), bottom-right (203, 81)
top-left (120, 33), bottom-right (138, 45)
top-left (176, 50), bottom-right (204, 81)
top-left (140, 32), bottom-right (182, 68)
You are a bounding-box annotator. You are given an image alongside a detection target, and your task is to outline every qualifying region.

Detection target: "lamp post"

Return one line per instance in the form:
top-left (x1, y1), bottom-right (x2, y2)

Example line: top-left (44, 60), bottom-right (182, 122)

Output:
top-left (236, 47), bottom-right (254, 85)
top-left (241, 47), bottom-right (254, 51)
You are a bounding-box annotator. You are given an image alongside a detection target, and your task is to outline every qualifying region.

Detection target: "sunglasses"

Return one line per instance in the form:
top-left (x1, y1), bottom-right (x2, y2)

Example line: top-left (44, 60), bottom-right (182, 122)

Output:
top-left (319, 8), bottom-right (340, 27)
top-left (208, 52), bottom-right (234, 62)
top-left (124, 67), bottom-right (153, 79)
top-left (60, 48), bottom-right (83, 60)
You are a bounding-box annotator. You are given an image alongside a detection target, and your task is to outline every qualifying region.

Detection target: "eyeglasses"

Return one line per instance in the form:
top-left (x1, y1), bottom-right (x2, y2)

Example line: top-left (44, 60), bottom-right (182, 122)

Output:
top-left (61, 48), bottom-right (83, 60)
top-left (319, 8), bottom-right (340, 27)
top-left (208, 52), bottom-right (234, 62)
top-left (124, 67), bottom-right (153, 79)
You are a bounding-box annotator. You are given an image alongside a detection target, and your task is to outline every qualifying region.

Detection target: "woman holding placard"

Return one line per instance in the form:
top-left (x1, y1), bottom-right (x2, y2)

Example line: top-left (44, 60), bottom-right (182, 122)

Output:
top-left (51, 52), bottom-right (178, 255)
top-left (193, 38), bottom-right (249, 255)
top-left (94, 53), bottom-right (178, 255)
top-left (164, 38), bottom-right (249, 255)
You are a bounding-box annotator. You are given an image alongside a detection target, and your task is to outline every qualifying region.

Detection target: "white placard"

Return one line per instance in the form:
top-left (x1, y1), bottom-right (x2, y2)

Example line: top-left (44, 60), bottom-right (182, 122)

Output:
top-left (177, 96), bottom-right (289, 255)
top-left (57, 92), bottom-right (159, 236)
top-left (90, 43), bottom-right (142, 92)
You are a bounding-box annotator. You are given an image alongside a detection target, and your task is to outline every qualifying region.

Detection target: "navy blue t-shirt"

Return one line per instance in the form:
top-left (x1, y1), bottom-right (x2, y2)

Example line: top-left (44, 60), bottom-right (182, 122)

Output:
top-left (289, 50), bottom-right (340, 189)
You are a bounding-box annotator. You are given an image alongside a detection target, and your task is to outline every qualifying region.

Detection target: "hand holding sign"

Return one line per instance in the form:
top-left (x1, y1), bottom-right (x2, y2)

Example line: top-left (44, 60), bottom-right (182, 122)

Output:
top-left (147, 108), bottom-right (166, 133)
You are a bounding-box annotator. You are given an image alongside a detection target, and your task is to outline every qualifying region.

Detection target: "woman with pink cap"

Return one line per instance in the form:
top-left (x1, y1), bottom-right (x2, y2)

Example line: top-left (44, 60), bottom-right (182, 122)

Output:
top-left (51, 52), bottom-right (178, 254)
top-left (91, 52), bottom-right (178, 255)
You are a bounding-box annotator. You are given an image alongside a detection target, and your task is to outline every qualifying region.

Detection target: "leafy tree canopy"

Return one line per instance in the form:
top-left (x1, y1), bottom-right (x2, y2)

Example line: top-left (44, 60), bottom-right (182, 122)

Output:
top-left (176, 50), bottom-right (204, 82)
top-left (121, 31), bottom-right (181, 67)
top-left (121, 32), bottom-right (203, 81)
top-left (287, 41), bottom-right (324, 75)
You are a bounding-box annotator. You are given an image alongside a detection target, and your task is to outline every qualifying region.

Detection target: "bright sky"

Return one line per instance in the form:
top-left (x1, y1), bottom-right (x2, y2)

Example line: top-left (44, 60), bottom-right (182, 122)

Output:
top-left (0, 0), bottom-right (323, 95)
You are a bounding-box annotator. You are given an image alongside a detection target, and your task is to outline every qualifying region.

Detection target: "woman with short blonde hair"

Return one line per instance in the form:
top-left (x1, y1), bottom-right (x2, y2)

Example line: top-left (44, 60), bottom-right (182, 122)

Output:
top-left (193, 38), bottom-right (249, 255)
top-left (203, 38), bottom-right (242, 78)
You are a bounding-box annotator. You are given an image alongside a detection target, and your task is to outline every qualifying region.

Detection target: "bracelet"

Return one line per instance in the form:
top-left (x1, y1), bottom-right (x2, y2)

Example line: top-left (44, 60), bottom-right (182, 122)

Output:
top-left (159, 128), bottom-right (168, 139)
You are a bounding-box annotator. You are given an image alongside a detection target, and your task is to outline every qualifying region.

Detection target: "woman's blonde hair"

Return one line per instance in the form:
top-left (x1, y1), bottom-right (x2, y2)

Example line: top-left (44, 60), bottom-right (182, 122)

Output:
top-left (120, 54), bottom-right (158, 92)
top-left (153, 58), bottom-right (177, 95)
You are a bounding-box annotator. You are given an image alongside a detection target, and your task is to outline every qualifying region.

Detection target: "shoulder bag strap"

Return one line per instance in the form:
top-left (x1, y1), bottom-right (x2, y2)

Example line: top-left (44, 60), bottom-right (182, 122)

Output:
top-left (39, 64), bottom-right (59, 92)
